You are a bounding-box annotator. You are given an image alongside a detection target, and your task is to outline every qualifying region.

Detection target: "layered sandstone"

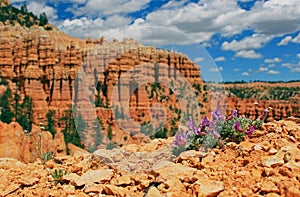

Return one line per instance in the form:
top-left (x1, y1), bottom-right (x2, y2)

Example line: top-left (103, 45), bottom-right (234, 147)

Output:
top-left (224, 82), bottom-right (300, 121)
top-left (0, 18), bottom-right (299, 151)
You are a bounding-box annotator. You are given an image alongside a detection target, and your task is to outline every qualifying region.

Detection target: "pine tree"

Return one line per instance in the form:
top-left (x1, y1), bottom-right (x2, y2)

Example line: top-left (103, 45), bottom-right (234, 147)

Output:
top-left (17, 95), bottom-right (33, 131)
top-left (46, 110), bottom-right (56, 138)
top-left (0, 87), bottom-right (13, 123)
top-left (39, 12), bottom-right (48, 26)
top-left (59, 106), bottom-right (84, 154)
top-left (90, 117), bottom-right (103, 152)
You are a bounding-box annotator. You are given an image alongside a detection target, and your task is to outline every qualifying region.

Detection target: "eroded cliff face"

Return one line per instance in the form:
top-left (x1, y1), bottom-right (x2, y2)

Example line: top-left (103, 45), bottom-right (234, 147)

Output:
top-left (224, 82), bottom-right (300, 121)
top-left (0, 23), bottom-right (299, 150)
top-left (0, 24), bottom-right (211, 148)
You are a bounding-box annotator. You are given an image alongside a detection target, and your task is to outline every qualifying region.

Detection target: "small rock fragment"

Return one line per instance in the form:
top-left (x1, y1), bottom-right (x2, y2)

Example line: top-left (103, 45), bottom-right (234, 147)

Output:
top-left (145, 187), bottom-right (162, 197)
top-left (62, 185), bottom-right (75, 195)
top-left (19, 177), bottom-right (39, 186)
top-left (260, 156), bottom-right (284, 168)
top-left (197, 180), bottom-right (224, 197)
top-left (1, 183), bottom-right (20, 196)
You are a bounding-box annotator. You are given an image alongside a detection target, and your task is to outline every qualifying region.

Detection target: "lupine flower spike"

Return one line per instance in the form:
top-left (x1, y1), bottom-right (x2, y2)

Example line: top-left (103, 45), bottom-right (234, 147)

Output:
top-left (246, 125), bottom-right (255, 136)
top-left (173, 130), bottom-right (188, 147)
top-left (227, 109), bottom-right (238, 120)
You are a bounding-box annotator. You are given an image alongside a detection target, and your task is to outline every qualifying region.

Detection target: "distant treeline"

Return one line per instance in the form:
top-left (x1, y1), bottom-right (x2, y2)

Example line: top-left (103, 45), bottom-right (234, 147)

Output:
top-left (221, 79), bottom-right (300, 84)
top-left (0, 4), bottom-right (52, 30)
top-left (203, 79), bottom-right (300, 84)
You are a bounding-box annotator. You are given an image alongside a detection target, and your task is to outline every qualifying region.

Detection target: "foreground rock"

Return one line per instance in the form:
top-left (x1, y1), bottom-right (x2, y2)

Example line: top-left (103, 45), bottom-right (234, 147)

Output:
top-left (0, 122), bottom-right (66, 163)
top-left (0, 119), bottom-right (299, 196)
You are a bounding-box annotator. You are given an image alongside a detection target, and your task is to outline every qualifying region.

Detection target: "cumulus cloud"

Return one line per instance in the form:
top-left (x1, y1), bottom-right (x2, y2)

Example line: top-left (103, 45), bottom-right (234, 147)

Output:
top-left (258, 66), bottom-right (268, 72)
top-left (297, 54), bottom-right (300, 58)
top-left (264, 57), bottom-right (282, 63)
top-left (292, 33), bottom-right (300, 43)
top-left (210, 67), bottom-right (223, 72)
top-left (241, 72), bottom-right (249, 76)
top-left (67, 0), bottom-right (151, 17)
top-left (26, 1), bottom-right (58, 22)
top-left (194, 57), bottom-right (205, 62)
top-left (214, 56), bottom-right (226, 62)
top-left (268, 64), bottom-right (275, 68)
top-left (277, 36), bottom-right (292, 46)
top-left (235, 50), bottom-right (262, 59)
top-left (58, 17), bottom-right (104, 38)
top-left (222, 34), bottom-right (273, 51)
top-left (233, 68), bottom-right (240, 72)
top-left (282, 62), bottom-right (300, 72)
top-left (267, 70), bottom-right (280, 75)
top-left (12, 0), bottom-right (300, 48)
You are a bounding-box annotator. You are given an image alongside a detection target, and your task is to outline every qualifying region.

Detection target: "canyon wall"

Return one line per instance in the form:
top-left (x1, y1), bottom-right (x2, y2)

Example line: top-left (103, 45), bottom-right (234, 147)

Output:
top-left (0, 23), bottom-right (299, 149)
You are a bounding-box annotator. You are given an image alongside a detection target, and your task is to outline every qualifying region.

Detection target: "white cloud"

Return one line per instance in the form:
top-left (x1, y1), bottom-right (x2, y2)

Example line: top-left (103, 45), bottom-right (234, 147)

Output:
top-left (59, 17), bottom-right (104, 38)
top-left (194, 57), bottom-right (205, 62)
top-left (282, 62), bottom-right (300, 72)
top-left (235, 50), bottom-right (262, 59)
top-left (292, 33), bottom-right (300, 43)
top-left (222, 34), bottom-right (273, 51)
top-left (67, 0), bottom-right (151, 17)
top-left (267, 70), bottom-right (280, 75)
top-left (161, 0), bottom-right (189, 9)
top-left (258, 66), bottom-right (268, 72)
top-left (210, 67), bottom-right (223, 72)
top-left (264, 57), bottom-right (282, 63)
top-left (233, 68), bottom-right (240, 72)
top-left (12, 0), bottom-right (300, 47)
top-left (268, 64), bottom-right (275, 68)
top-left (277, 36), bottom-right (292, 46)
top-left (297, 54), bottom-right (300, 58)
top-left (246, 0), bottom-right (300, 35)
top-left (27, 1), bottom-right (58, 22)
top-left (241, 72), bottom-right (249, 76)
top-left (214, 56), bottom-right (226, 62)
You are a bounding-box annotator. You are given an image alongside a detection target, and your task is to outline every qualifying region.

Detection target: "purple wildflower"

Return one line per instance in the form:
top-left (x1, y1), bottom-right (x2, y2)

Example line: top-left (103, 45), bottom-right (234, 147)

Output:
top-left (232, 110), bottom-right (238, 118)
top-left (201, 116), bottom-right (210, 127)
top-left (227, 109), bottom-right (238, 120)
top-left (211, 105), bottom-right (224, 122)
top-left (245, 125), bottom-right (255, 136)
top-left (212, 128), bottom-right (221, 139)
top-left (195, 126), bottom-right (202, 135)
top-left (233, 121), bottom-right (243, 132)
top-left (173, 130), bottom-right (188, 147)
top-left (188, 117), bottom-right (196, 131)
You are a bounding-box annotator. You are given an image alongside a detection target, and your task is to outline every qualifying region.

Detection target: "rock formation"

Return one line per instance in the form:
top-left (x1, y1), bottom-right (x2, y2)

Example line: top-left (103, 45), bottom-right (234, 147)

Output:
top-left (0, 13), bottom-right (299, 150)
top-left (0, 121), bottom-right (66, 163)
top-left (0, 118), bottom-right (299, 196)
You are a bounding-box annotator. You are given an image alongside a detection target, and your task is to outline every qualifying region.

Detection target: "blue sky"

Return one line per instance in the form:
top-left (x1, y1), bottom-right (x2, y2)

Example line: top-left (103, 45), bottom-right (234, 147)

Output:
top-left (11, 0), bottom-right (300, 82)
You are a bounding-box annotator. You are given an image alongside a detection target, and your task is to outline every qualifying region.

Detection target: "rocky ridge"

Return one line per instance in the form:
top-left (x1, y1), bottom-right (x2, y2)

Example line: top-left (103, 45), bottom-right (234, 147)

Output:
top-left (0, 119), bottom-right (299, 197)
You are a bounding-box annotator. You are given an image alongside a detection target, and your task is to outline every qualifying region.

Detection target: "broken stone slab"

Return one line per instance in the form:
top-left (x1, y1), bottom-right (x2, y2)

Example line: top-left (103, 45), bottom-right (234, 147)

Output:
top-left (63, 169), bottom-right (114, 187)
top-left (260, 156), bottom-right (284, 168)
top-left (0, 183), bottom-right (21, 196)
top-left (93, 146), bottom-right (173, 173)
top-left (74, 169), bottom-right (114, 186)
top-left (197, 179), bottom-right (224, 197)
top-left (19, 177), bottom-right (40, 186)
top-left (145, 187), bottom-right (162, 197)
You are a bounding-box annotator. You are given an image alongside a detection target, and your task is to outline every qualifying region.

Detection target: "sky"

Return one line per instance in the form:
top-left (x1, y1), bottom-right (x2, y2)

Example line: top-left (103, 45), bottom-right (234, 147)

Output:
top-left (11, 0), bottom-right (300, 82)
